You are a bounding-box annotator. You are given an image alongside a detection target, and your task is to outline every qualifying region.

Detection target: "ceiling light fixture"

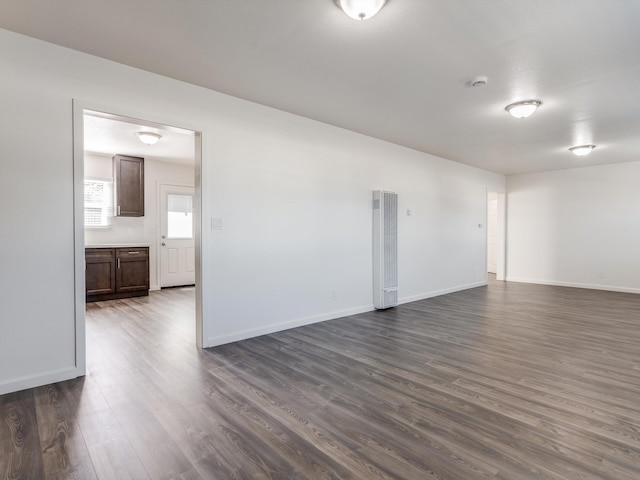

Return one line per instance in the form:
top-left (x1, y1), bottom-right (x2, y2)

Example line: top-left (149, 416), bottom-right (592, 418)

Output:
top-left (335, 0), bottom-right (387, 20)
top-left (569, 145), bottom-right (596, 156)
top-left (470, 76), bottom-right (488, 87)
top-left (136, 132), bottom-right (161, 145)
top-left (505, 100), bottom-right (542, 119)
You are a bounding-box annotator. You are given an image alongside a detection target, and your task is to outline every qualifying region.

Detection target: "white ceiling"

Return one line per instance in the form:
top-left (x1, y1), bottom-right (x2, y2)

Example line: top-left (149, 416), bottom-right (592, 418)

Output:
top-left (2, 0), bottom-right (639, 175)
top-left (84, 113), bottom-right (195, 165)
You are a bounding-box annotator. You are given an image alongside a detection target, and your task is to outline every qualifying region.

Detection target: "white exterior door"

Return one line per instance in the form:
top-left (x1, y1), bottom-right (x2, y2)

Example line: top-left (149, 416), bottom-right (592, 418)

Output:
top-left (160, 184), bottom-right (195, 287)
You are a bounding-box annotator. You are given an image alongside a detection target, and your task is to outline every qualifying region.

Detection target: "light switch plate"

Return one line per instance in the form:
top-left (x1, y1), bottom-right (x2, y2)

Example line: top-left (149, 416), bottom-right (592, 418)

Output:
top-left (211, 217), bottom-right (223, 230)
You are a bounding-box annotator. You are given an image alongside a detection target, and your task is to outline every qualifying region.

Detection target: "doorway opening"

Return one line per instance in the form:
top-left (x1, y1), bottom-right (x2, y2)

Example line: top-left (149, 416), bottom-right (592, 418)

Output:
top-left (487, 190), bottom-right (506, 282)
top-left (73, 102), bottom-right (204, 376)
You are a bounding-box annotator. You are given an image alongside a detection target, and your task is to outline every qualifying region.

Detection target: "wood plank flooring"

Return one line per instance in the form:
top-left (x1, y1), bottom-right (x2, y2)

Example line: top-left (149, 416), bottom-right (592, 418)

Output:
top-left (1, 279), bottom-right (639, 479)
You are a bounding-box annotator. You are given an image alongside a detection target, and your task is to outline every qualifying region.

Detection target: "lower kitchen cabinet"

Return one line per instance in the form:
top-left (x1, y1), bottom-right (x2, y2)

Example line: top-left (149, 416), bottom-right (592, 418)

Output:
top-left (86, 247), bottom-right (149, 302)
top-left (86, 248), bottom-right (116, 296)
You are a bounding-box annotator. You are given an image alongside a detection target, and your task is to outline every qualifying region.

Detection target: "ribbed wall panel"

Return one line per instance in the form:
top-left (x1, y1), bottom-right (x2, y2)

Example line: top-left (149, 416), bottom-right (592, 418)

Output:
top-left (383, 191), bottom-right (398, 290)
top-left (373, 190), bottom-right (398, 309)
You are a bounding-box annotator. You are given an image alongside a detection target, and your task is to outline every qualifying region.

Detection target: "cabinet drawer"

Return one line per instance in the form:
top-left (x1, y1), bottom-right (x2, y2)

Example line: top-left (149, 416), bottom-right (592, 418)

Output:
top-left (116, 247), bottom-right (148, 258)
top-left (86, 248), bottom-right (115, 260)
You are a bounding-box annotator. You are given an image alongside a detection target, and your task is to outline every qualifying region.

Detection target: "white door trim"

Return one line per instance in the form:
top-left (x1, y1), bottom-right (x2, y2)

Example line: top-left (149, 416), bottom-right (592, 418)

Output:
top-left (72, 100), bottom-right (87, 378)
top-left (496, 192), bottom-right (507, 281)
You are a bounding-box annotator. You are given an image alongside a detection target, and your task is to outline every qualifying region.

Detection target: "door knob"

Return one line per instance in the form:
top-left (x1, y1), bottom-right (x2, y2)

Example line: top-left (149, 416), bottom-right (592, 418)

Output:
top-left (161, 242), bottom-right (166, 246)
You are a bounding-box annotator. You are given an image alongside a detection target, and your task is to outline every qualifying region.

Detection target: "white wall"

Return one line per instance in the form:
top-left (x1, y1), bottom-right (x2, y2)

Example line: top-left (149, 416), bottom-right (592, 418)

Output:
top-left (0, 29), bottom-right (504, 394)
top-left (84, 153), bottom-right (195, 289)
top-left (506, 162), bottom-right (640, 293)
top-left (206, 131), bottom-right (503, 347)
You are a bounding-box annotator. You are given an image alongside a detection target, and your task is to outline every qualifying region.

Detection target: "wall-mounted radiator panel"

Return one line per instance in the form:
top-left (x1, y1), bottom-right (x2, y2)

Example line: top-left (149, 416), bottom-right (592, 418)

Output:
top-left (373, 190), bottom-right (398, 309)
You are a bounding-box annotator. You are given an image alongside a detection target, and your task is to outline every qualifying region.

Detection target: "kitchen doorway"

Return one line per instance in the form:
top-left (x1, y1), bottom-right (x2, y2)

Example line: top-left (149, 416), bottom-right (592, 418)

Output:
top-left (73, 101), bottom-right (204, 377)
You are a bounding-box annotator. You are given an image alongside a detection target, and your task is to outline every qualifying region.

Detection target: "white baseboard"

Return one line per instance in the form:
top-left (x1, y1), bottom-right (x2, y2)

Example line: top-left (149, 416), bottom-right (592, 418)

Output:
top-left (506, 277), bottom-right (640, 294)
top-left (0, 366), bottom-right (82, 396)
top-left (398, 281), bottom-right (488, 304)
top-left (205, 281), bottom-right (489, 348)
top-left (205, 304), bottom-right (374, 348)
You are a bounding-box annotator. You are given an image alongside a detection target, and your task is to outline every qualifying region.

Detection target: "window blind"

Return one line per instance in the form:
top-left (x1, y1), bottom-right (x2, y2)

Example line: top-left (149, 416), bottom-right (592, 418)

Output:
top-left (84, 178), bottom-right (113, 227)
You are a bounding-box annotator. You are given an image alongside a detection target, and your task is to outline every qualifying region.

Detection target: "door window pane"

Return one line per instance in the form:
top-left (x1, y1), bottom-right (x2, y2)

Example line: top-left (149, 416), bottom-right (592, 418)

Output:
top-left (167, 194), bottom-right (193, 238)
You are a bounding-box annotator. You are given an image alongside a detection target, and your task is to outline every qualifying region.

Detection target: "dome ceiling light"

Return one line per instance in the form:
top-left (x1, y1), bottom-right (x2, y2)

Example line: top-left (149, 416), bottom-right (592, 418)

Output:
top-left (136, 132), bottom-right (162, 145)
top-left (505, 100), bottom-right (542, 119)
top-left (335, 0), bottom-right (387, 20)
top-left (569, 145), bottom-right (596, 156)
top-left (470, 76), bottom-right (488, 87)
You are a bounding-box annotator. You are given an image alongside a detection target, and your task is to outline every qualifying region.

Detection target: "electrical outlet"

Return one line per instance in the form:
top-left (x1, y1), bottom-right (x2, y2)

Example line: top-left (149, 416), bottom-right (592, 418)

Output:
top-left (598, 272), bottom-right (606, 279)
top-left (331, 290), bottom-right (338, 301)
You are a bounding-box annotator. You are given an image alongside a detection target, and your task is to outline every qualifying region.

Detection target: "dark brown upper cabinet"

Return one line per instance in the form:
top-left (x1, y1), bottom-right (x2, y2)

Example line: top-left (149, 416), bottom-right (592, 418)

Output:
top-left (113, 154), bottom-right (144, 217)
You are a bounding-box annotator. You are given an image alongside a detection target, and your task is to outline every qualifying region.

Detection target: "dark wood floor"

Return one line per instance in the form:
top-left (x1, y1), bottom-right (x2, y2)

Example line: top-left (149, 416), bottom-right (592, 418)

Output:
top-left (1, 279), bottom-right (639, 479)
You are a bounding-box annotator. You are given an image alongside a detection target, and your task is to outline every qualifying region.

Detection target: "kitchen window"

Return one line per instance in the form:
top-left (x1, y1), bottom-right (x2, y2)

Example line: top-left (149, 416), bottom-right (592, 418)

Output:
top-left (84, 178), bottom-right (113, 228)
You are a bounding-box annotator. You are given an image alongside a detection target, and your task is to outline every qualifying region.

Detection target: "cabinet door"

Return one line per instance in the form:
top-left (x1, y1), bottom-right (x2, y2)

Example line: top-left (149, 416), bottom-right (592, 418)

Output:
top-left (114, 154), bottom-right (144, 217)
top-left (116, 248), bottom-right (149, 292)
top-left (86, 248), bottom-right (116, 295)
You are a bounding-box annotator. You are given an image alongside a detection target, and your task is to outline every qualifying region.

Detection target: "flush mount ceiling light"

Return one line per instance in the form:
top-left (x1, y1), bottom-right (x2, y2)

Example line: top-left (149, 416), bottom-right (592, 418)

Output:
top-left (470, 76), bottom-right (488, 88)
top-left (335, 0), bottom-right (387, 20)
top-left (136, 132), bottom-right (161, 145)
top-left (569, 145), bottom-right (596, 156)
top-left (505, 100), bottom-right (542, 119)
